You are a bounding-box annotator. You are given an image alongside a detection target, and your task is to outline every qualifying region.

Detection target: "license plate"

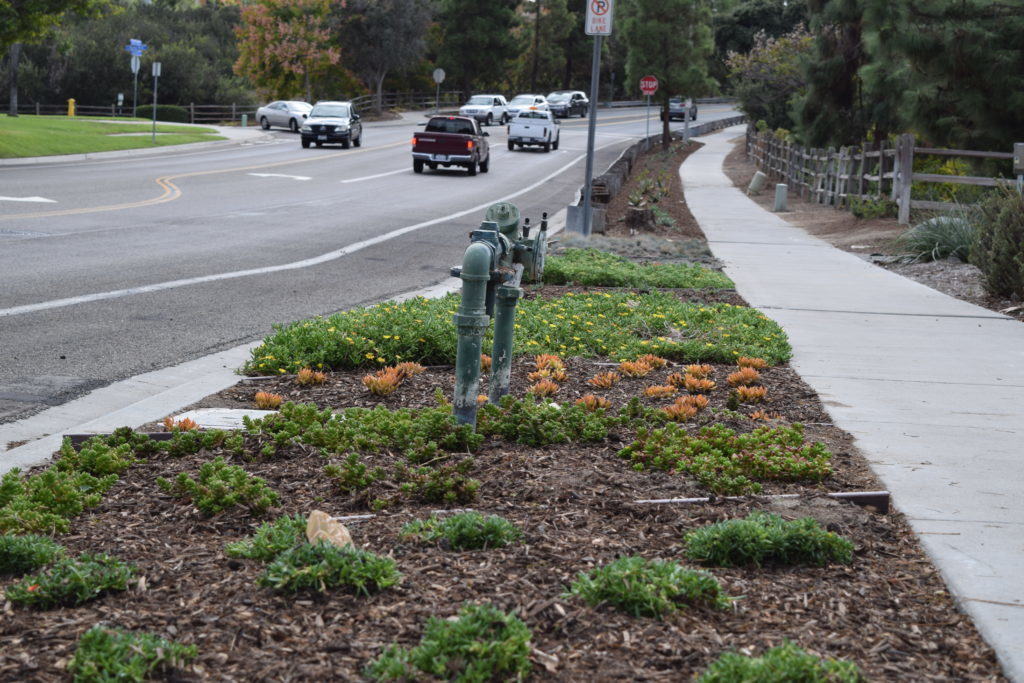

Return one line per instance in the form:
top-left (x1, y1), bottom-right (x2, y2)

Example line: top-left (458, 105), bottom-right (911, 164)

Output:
top-left (318, 135), bottom-right (327, 141)
top-left (433, 154), bottom-right (448, 162)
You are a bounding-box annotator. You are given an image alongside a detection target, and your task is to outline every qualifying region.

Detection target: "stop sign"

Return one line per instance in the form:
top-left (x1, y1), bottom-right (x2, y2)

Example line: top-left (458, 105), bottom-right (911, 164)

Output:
top-left (640, 75), bottom-right (658, 96)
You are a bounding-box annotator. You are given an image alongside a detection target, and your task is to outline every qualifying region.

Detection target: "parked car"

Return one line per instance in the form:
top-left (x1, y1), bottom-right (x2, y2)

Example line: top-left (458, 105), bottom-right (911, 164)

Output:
top-left (411, 115), bottom-right (490, 175)
top-left (507, 110), bottom-right (559, 152)
top-left (300, 101), bottom-right (362, 148)
top-left (506, 94), bottom-right (549, 118)
top-left (459, 94), bottom-right (509, 126)
top-left (256, 101), bottom-right (312, 132)
top-left (661, 96), bottom-right (697, 122)
top-left (546, 90), bottom-right (588, 118)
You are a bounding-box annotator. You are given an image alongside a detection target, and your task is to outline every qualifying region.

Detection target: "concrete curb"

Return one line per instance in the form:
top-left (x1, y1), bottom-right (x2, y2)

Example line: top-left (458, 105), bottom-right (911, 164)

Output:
top-left (0, 209), bottom-right (567, 475)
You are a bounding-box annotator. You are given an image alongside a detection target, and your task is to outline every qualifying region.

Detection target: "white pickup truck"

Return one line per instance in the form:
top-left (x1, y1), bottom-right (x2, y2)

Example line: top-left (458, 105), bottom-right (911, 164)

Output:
top-left (506, 110), bottom-right (560, 152)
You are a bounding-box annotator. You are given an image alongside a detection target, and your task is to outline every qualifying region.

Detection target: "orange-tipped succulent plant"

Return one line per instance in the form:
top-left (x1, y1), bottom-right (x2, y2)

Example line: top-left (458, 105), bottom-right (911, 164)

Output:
top-left (296, 368), bottom-right (327, 386)
top-left (576, 395), bottom-right (611, 411)
top-left (736, 385), bottom-right (768, 403)
top-left (393, 362), bottom-right (426, 379)
top-left (643, 385), bottom-right (677, 398)
top-left (534, 354), bottom-right (565, 371)
top-left (727, 367), bottom-right (761, 387)
top-left (254, 391), bottom-right (284, 410)
top-left (662, 401), bottom-right (698, 422)
top-left (636, 354), bottom-right (668, 369)
top-left (527, 379), bottom-right (560, 397)
top-left (587, 371), bottom-right (621, 389)
top-left (684, 364), bottom-right (714, 379)
top-left (737, 356), bottom-right (768, 370)
top-left (618, 360), bottom-right (653, 377)
top-left (362, 367), bottom-right (404, 396)
top-left (480, 354), bottom-right (492, 371)
top-left (163, 416), bottom-right (199, 432)
top-left (677, 394), bottom-right (709, 412)
top-left (684, 376), bottom-right (716, 393)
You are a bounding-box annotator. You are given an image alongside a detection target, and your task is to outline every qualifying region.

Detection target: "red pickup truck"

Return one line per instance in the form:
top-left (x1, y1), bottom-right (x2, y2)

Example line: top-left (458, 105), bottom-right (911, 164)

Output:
top-left (412, 116), bottom-right (491, 176)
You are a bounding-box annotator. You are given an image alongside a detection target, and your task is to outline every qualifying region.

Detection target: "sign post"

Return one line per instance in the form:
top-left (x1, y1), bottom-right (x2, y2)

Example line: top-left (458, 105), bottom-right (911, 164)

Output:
top-left (579, 0), bottom-right (614, 237)
top-left (639, 75), bottom-right (658, 145)
top-left (123, 39), bottom-right (148, 119)
top-left (432, 68), bottom-right (445, 115)
top-left (151, 61), bottom-right (161, 143)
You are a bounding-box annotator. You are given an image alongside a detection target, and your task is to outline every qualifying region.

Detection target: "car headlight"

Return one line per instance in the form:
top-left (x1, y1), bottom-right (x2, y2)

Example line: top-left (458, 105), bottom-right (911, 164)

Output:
top-left (301, 125), bottom-right (311, 132)
top-left (336, 125), bottom-right (349, 132)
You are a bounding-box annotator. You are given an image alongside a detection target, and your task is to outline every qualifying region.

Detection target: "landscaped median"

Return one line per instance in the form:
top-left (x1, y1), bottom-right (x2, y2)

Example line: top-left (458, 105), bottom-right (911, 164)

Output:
top-left (0, 115), bottom-right (224, 158)
top-left (0, 246), bottom-right (1002, 679)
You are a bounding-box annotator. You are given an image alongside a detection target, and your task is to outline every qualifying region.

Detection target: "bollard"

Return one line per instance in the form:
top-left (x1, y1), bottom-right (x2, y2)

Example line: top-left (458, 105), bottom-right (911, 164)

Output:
top-left (241, 114), bottom-right (248, 128)
top-left (747, 171), bottom-right (767, 195)
top-left (453, 239), bottom-right (499, 427)
top-left (67, 98), bottom-right (76, 117)
top-left (773, 183), bottom-right (788, 212)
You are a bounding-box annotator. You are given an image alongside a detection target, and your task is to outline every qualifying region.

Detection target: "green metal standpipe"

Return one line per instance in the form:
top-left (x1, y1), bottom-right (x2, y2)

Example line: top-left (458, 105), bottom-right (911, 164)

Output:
top-left (452, 242), bottom-right (494, 426)
top-left (489, 278), bottom-right (522, 404)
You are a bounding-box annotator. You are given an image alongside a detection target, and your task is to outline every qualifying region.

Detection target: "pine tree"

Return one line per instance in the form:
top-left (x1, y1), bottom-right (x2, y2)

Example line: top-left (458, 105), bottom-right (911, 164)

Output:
top-left (436, 0), bottom-right (519, 98)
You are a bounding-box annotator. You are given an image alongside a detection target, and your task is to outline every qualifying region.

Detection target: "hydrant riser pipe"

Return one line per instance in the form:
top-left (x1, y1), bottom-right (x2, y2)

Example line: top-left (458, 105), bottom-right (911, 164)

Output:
top-left (453, 242), bottom-right (493, 427)
top-left (489, 285), bottom-right (521, 403)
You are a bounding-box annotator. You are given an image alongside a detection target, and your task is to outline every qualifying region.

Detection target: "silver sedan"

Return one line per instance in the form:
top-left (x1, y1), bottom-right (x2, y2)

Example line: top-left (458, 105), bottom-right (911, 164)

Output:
top-left (256, 101), bottom-right (313, 132)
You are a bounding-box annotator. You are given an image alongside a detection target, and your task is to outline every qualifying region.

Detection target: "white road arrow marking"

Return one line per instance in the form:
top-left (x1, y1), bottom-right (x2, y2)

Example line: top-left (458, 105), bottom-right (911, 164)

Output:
top-left (0, 196), bottom-right (57, 203)
top-left (247, 173), bottom-right (311, 181)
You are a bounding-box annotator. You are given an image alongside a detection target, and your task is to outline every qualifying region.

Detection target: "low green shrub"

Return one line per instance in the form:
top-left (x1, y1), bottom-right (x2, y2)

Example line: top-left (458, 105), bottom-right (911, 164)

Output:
top-left (477, 395), bottom-right (619, 446)
top-left (157, 457), bottom-right (279, 516)
top-left (970, 184), bottom-right (1024, 298)
top-left (0, 467), bottom-right (116, 534)
top-left (242, 292), bottom-right (789, 375)
top-left (54, 437), bottom-right (138, 477)
top-left (0, 534), bottom-right (65, 575)
top-left (699, 641), bottom-right (863, 682)
top-left (685, 512), bottom-right (854, 567)
top-left (258, 541), bottom-right (400, 595)
top-left (68, 625), bottom-right (197, 682)
top-left (135, 104), bottom-right (189, 123)
top-left (365, 603), bottom-right (532, 682)
top-left (543, 248), bottom-right (732, 289)
top-left (324, 453), bottom-right (385, 493)
top-left (6, 553), bottom-right (135, 609)
top-left (896, 214), bottom-right (974, 262)
top-left (394, 460), bottom-right (480, 505)
top-left (401, 512), bottom-right (521, 550)
top-left (225, 514), bottom-right (306, 562)
top-left (619, 423), bottom-right (832, 495)
top-left (567, 556), bottom-right (731, 618)
top-left (848, 196), bottom-right (896, 220)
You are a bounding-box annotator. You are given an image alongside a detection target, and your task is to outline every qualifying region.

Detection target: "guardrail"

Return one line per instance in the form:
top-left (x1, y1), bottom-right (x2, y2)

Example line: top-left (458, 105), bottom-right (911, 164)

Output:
top-left (745, 128), bottom-right (1021, 224)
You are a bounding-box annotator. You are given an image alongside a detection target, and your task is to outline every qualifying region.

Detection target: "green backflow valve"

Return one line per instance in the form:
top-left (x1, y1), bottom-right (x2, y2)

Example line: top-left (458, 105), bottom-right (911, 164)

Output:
top-left (451, 202), bottom-right (549, 426)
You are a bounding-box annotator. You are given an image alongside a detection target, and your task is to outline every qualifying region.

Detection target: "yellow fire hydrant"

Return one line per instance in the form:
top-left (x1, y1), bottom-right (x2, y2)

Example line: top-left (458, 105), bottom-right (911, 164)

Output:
top-left (67, 98), bottom-right (76, 117)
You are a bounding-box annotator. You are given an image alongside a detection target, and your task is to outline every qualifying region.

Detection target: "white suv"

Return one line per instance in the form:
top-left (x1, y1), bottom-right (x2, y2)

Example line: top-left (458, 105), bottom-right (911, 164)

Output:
top-left (459, 94), bottom-right (509, 126)
top-left (506, 94), bottom-right (550, 118)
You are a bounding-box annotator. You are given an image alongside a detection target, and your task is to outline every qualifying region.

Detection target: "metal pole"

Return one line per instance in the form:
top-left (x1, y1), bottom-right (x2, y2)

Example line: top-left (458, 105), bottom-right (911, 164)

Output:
top-left (132, 70), bottom-right (138, 119)
top-left (645, 94), bottom-right (650, 143)
top-left (151, 73), bottom-right (157, 143)
top-left (581, 34), bottom-right (602, 237)
top-left (435, 83), bottom-right (440, 114)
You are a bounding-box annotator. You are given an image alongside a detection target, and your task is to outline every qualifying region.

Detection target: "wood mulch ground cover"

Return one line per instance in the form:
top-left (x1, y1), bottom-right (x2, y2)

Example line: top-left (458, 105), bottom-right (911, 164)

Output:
top-left (0, 144), bottom-right (1005, 681)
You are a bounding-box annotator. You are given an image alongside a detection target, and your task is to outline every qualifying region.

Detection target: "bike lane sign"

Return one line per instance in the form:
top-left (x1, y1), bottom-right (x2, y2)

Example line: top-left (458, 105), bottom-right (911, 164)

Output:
top-left (585, 0), bottom-right (614, 35)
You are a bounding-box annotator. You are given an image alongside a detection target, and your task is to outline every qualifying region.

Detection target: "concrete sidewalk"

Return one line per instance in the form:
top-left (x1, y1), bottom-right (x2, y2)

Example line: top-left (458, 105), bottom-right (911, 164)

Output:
top-left (682, 127), bottom-right (1024, 681)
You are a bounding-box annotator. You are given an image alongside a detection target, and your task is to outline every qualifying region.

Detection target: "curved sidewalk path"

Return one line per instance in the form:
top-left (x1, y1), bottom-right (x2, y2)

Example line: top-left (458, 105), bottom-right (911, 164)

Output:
top-left (682, 127), bottom-right (1024, 680)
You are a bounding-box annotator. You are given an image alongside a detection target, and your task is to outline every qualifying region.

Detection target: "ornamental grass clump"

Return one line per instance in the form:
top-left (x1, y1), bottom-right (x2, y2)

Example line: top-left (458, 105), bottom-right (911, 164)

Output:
top-left (727, 367), bottom-right (761, 387)
top-left (158, 457), bottom-right (279, 516)
top-left (365, 603), bottom-right (532, 682)
top-left (258, 541), bottom-right (400, 595)
top-left (567, 556), bottom-right (731, 618)
top-left (400, 512), bottom-right (521, 550)
top-left (685, 512), bottom-right (854, 567)
top-left (254, 391), bottom-right (283, 409)
top-left (5, 553), bottom-right (135, 609)
top-left (587, 371), bottom-right (621, 389)
top-left (699, 641), bottom-right (863, 682)
top-left (225, 514), bottom-right (307, 562)
top-left (619, 423), bottom-right (832, 495)
top-left (0, 534), bottom-right (64, 576)
top-left (68, 626), bottom-right (198, 683)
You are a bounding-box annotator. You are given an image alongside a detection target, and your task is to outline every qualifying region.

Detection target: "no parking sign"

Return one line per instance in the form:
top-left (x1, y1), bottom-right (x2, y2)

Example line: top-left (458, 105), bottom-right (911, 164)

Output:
top-left (585, 0), bottom-right (614, 35)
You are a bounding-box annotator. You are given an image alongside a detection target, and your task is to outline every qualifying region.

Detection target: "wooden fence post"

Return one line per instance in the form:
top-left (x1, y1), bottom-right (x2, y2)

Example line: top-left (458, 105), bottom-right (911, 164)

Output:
top-left (231, 103), bottom-right (236, 123)
top-left (189, 103), bottom-right (195, 124)
top-left (896, 133), bottom-right (915, 225)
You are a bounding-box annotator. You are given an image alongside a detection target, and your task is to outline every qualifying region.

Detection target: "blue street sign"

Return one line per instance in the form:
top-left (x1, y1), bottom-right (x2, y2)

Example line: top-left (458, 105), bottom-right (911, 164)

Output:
top-left (124, 39), bottom-right (148, 57)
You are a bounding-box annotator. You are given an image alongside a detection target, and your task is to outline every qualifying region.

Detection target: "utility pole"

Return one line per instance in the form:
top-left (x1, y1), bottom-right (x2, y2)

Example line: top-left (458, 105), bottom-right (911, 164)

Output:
top-left (579, 0), bottom-right (614, 237)
top-left (530, 0), bottom-right (542, 92)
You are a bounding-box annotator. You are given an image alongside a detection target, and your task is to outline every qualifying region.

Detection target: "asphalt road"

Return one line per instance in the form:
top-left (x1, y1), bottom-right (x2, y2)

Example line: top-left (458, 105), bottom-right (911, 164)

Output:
top-left (0, 104), bottom-right (739, 424)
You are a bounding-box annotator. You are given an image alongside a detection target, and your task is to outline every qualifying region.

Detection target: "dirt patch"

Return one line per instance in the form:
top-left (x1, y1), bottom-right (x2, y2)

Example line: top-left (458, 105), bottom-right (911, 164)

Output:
top-left (723, 137), bottom-right (1024, 322)
top-left (603, 140), bottom-right (706, 240)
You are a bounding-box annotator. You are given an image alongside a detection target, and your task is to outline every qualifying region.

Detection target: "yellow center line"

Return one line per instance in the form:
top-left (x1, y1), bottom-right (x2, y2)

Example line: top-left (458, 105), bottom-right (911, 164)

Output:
top-left (3, 139), bottom-right (409, 221)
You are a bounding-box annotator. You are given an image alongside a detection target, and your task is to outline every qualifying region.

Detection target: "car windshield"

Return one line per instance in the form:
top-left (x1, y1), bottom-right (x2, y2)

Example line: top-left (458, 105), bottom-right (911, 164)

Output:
top-left (310, 105), bottom-right (349, 118)
top-left (516, 111), bottom-right (548, 120)
top-left (510, 96), bottom-right (535, 105)
top-left (670, 98), bottom-right (682, 104)
top-left (466, 96), bottom-right (492, 105)
top-left (547, 93), bottom-right (570, 102)
top-left (425, 117), bottom-right (476, 134)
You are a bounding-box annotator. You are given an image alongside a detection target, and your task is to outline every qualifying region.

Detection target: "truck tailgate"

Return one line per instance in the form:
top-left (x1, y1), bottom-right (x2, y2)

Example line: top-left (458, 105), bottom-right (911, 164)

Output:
top-left (413, 132), bottom-right (473, 155)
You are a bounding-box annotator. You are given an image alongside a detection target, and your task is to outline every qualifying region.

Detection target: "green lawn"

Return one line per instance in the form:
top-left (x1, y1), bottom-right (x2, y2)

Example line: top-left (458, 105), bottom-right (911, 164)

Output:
top-left (0, 115), bottom-right (224, 158)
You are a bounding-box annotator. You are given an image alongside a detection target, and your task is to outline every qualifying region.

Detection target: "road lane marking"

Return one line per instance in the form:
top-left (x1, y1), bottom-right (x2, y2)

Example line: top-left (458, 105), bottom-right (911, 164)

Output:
top-left (0, 196), bottom-right (57, 203)
top-left (341, 168), bottom-right (407, 183)
top-left (0, 139), bottom-right (623, 319)
top-left (248, 173), bottom-right (311, 181)
top-left (1, 139), bottom-right (409, 221)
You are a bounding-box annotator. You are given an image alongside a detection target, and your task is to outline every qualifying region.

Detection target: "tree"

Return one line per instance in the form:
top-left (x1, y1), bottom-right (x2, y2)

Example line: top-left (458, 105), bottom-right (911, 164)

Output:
top-left (339, 0), bottom-right (432, 113)
top-left (234, 0), bottom-right (340, 102)
top-left (712, 0), bottom-right (807, 86)
top-left (727, 26), bottom-right (812, 131)
top-left (622, 0), bottom-right (715, 147)
top-left (2, 0), bottom-right (108, 115)
top-left (513, 0), bottom-right (573, 92)
top-left (435, 0), bottom-right (518, 98)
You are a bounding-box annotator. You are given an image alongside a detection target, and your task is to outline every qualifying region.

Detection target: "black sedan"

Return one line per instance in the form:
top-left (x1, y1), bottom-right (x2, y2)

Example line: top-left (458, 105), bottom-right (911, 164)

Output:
top-left (546, 90), bottom-right (589, 118)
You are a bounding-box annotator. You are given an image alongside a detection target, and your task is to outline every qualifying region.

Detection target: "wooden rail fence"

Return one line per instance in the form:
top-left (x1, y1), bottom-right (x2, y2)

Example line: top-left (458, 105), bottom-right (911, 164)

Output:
top-left (745, 127), bottom-right (1021, 224)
